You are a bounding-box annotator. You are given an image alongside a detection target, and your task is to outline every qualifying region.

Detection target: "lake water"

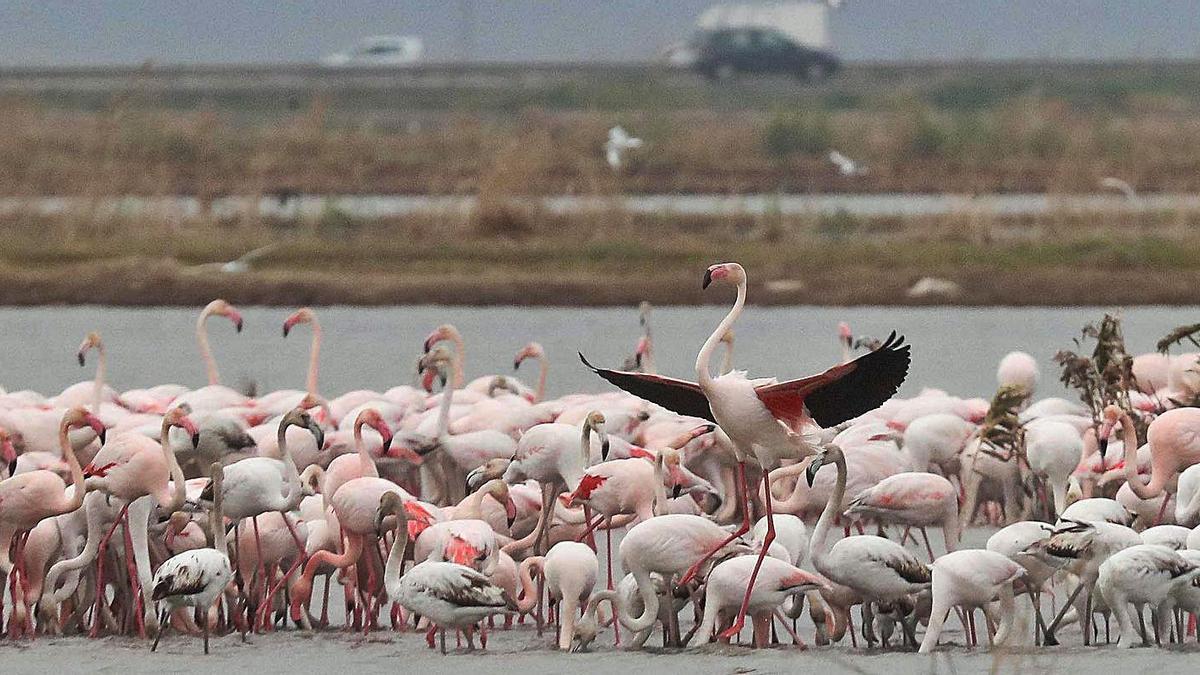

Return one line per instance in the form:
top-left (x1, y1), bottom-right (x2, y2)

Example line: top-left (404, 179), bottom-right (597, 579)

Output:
top-left (3, 305), bottom-right (1196, 400)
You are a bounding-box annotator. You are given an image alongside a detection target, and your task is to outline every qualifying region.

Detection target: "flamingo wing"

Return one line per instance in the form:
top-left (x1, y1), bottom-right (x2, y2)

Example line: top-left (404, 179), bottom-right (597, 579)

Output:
top-left (754, 332), bottom-right (910, 429)
top-left (424, 564), bottom-right (511, 609)
top-left (579, 353), bottom-right (714, 423)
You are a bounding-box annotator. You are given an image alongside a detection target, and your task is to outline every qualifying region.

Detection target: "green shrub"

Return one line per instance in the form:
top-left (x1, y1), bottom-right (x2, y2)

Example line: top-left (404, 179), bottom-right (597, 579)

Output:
top-left (762, 109), bottom-right (832, 159)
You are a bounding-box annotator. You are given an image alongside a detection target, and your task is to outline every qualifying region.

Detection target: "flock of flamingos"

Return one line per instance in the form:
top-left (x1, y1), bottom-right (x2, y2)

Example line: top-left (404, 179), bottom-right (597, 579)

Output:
top-left (4, 261), bottom-right (1200, 658)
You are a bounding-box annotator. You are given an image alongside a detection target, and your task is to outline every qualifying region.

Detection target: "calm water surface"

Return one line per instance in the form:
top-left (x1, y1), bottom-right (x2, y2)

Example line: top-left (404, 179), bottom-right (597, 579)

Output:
top-left (2, 305), bottom-right (1197, 400)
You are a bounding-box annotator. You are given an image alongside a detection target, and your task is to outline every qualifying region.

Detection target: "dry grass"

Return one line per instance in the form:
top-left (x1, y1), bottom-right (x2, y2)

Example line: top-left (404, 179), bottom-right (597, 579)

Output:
top-left (4, 95), bottom-right (1200, 196)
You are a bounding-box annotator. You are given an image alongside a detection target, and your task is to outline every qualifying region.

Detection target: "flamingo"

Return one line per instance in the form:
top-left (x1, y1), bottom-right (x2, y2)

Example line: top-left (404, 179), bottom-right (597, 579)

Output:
top-left (257, 307), bottom-right (322, 416)
top-left (901, 413), bottom-right (974, 475)
top-left (806, 445), bottom-right (931, 647)
top-left (514, 342), bottom-right (549, 403)
top-left (379, 492), bottom-right (513, 653)
top-left (918, 549), bottom-right (1025, 653)
top-left (150, 462), bottom-right (233, 654)
top-left (614, 514), bottom-right (750, 647)
top-left (693, 554), bottom-right (827, 647)
top-left (322, 408), bottom-right (393, 507)
top-left (1109, 404), bottom-right (1200, 507)
top-left (190, 298), bottom-right (245, 393)
top-left (582, 261), bottom-right (909, 637)
top-left (1025, 419), bottom-right (1084, 517)
top-left (515, 541), bottom-right (598, 650)
top-left (844, 471), bottom-right (960, 560)
top-left (1097, 544), bottom-right (1200, 648)
top-left (1023, 518), bottom-right (1142, 645)
top-left (987, 521), bottom-right (1054, 644)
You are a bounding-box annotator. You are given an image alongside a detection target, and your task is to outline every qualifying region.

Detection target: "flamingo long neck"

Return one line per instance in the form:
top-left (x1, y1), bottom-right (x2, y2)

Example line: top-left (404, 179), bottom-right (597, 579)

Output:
top-left (383, 511), bottom-right (410, 597)
top-left (652, 455), bottom-right (669, 517)
top-left (159, 422), bottom-right (188, 512)
top-left (305, 319), bottom-right (322, 396)
top-left (92, 343), bottom-right (107, 412)
top-left (579, 588), bottom-right (621, 642)
top-left (809, 451), bottom-right (847, 572)
top-left (1122, 411), bottom-right (1163, 498)
top-left (210, 476), bottom-right (227, 558)
top-left (840, 342), bottom-right (850, 364)
top-left (196, 309), bottom-right (220, 386)
top-left (720, 337), bottom-right (735, 376)
top-left (515, 556), bottom-right (544, 613)
top-left (435, 374), bottom-right (454, 442)
top-left (457, 487), bottom-right (488, 520)
top-left (501, 495), bottom-right (547, 555)
top-left (534, 355), bottom-right (548, 403)
top-left (564, 424), bottom-right (596, 492)
top-left (277, 422), bottom-right (303, 508)
top-left (696, 279), bottom-right (746, 386)
top-left (353, 419), bottom-right (378, 478)
top-left (450, 332), bottom-right (466, 389)
top-left (58, 422), bottom-right (86, 513)
top-left (619, 565), bottom-right (660, 633)
top-left (643, 336), bottom-right (656, 375)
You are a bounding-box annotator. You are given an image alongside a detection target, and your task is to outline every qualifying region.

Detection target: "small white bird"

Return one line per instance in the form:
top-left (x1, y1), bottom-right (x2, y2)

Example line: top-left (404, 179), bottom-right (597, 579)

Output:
top-left (1100, 176), bottom-right (1139, 202)
top-left (150, 462), bottom-right (233, 654)
top-left (182, 243), bottom-right (280, 275)
top-left (605, 126), bottom-right (643, 172)
top-left (828, 150), bottom-right (866, 176)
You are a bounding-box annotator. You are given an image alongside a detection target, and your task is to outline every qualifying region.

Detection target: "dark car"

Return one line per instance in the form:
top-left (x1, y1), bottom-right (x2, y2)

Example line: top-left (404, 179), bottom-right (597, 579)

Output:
top-left (692, 27), bottom-right (839, 81)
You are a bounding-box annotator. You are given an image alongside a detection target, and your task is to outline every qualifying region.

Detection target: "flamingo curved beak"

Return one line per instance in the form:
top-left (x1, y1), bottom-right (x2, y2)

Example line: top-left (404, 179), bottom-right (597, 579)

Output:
top-left (504, 497), bottom-right (518, 528)
top-left (374, 420), bottom-right (394, 453)
top-left (85, 414), bottom-right (107, 445)
top-left (702, 268), bottom-right (714, 289)
top-left (77, 351), bottom-right (86, 367)
top-left (805, 453), bottom-right (826, 487)
top-left (227, 310), bottom-right (244, 333)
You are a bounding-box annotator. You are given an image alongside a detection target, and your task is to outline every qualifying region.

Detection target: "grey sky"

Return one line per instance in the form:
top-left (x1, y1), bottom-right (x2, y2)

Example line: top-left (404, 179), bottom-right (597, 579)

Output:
top-left (3, 1), bottom-right (1198, 66)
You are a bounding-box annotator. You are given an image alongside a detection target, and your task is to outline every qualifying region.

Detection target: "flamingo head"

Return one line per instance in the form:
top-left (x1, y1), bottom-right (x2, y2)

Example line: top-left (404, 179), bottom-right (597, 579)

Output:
top-left (355, 408), bottom-right (393, 453)
top-left (423, 324), bottom-right (459, 353)
top-left (484, 480), bottom-right (518, 528)
top-left (164, 511), bottom-right (190, 550)
top-left (76, 331), bottom-right (102, 367)
top-left (584, 411), bottom-right (609, 460)
top-left (806, 444), bottom-right (843, 487)
top-left (838, 322), bottom-right (853, 347)
top-left (163, 407), bottom-right (201, 448)
top-left (282, 407), bottom-right (324, 450)
top-left (417, 346), bottom-right (452, 392)
top-left (1097, 404), bottom-right (1125, 458)
top-left (466, 458), bottom-right (510, 492)
top-left (374, 491), bottom-right (407, 536)
top-left (282, 307), bottom-right (315, 337)
top-left (702, 262), bottom-right (746, 290)
top-left (513, 342), bottom-right (545, 370)
top-left (205, 299), bottom-right (244, 332)
top-left (63, 407), bottom-right (107, 445)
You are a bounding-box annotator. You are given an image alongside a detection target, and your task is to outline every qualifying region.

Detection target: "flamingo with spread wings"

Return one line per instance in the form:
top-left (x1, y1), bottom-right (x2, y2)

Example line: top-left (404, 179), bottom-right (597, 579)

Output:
top-left (581, 261), bottom-right (909, 639)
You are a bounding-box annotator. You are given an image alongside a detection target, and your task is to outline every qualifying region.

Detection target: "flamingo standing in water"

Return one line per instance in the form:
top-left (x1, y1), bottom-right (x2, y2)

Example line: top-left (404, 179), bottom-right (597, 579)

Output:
top-left (806, 445), bottom-right (931, 647)
top-left (583, 261), bottom-right (909, 637)
top-left (379, 492), bottom-right (514, 653)
top-left (150, 462), bottom-right (233, 654)
top-left (514, 541), bottom-right (599, 650)
top-left (918, 549), bottom-right (1025, 653)
top-left (0, 407), bottom-right (103, 636)
top-left (1097, 544), bottom-right (1200, 648)
top-left (693, 554), bottom-right (828, 647)
top-left (843, 471), bottom-right (961, 560)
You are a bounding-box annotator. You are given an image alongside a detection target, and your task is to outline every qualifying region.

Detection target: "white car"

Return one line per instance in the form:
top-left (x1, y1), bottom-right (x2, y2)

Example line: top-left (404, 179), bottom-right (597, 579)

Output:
top-left (322, 36), bottom-right (423, 67)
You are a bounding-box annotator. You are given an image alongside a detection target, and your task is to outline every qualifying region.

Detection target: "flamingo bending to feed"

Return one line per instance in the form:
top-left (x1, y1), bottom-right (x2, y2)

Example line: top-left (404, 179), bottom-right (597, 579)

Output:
top-left (150, 462), bottom-right (233, 654)
top-left (693, 554), bottom-right (828, 647)
top-left (515, 541), bottom-right (599, 650)
top-left (379, 492), bottom-right (514, 653)
top-left (843, 471), bottom-right (961, 560)
top-left (806, 445), bottom-right (931, 647)
top-left (582, 261), bottom-right (909, 637)
top-left (918, 549), bottom-right (1025, 653)
top-left (1097, 544), bottom-right (1200, 648)
top-left (1108, 404), bottom-right (1200, 509)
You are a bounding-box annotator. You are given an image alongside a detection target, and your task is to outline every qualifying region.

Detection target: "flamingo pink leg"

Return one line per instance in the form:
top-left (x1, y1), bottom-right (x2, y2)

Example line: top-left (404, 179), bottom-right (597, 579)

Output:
top-left (120, 513), bottom-right (147, 638)
top-left (90, 502), bottom-right (131, 638)
top-left (606, 520), bottom-right (620, 646)
top-left (680, 461), bottom-right (751, 585)
top-left (718, 474), bottom-right (775, 640)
